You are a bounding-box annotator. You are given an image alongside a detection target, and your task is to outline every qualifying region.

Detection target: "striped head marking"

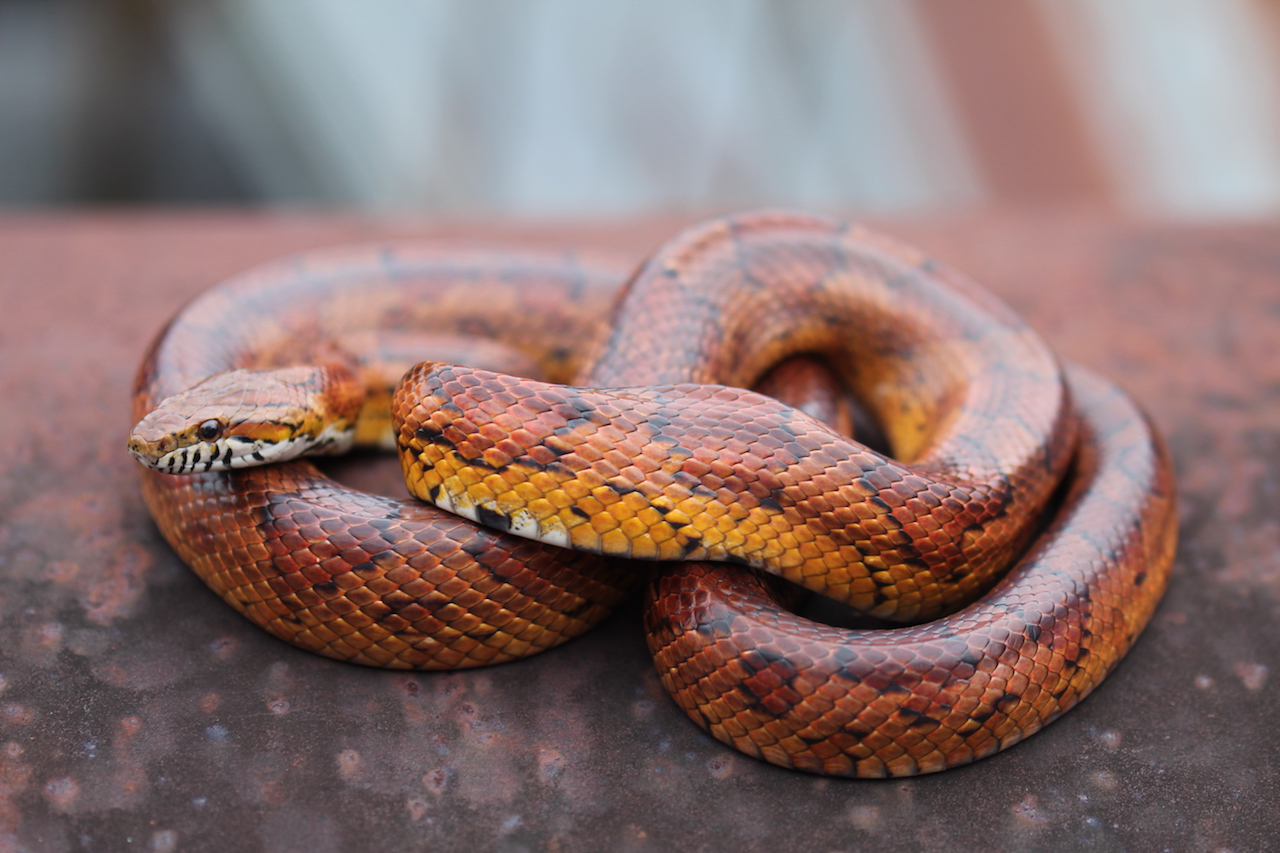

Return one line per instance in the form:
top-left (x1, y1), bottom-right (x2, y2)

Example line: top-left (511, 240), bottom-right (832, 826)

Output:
top-left (128, 366), bottom-right (361, 474)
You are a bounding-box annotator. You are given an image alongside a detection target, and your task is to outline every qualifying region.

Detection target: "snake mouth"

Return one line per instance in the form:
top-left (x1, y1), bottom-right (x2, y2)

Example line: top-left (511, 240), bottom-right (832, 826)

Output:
top-left (130, 435), bottom-right (254, 474)
top-left (130, 425), bottom-right (357, 475)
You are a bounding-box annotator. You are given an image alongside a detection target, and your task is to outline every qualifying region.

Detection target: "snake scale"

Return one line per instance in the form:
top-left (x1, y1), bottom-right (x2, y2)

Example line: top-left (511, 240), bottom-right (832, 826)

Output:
top-left (129, 211), bottom-right (1176, 777)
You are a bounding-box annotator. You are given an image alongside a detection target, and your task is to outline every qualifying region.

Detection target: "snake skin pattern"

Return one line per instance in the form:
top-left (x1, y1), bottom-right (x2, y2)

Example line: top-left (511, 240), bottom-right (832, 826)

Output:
top-left (644, 367), bottom-right (1175, 777)
top-left (131, 211), bottom-right (1176, 775)
top-left (397, 213), bottom-right (1077, 623)
top-left (132, 248), bottom-right (642, 668)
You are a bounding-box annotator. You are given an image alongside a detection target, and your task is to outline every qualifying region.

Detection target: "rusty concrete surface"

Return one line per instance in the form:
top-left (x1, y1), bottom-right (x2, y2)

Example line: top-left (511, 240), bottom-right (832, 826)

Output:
top-left (0, 210), bottom-right (1275, 852)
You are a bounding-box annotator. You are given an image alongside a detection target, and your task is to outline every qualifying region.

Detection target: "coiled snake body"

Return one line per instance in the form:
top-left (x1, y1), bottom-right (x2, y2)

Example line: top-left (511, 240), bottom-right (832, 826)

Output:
top-left (129, 212), bottom-right (1176, 777)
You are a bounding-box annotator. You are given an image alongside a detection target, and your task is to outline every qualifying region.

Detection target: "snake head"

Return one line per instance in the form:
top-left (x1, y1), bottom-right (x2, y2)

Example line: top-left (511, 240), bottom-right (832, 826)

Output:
top-left (128, 366), bottom-right (363, 474)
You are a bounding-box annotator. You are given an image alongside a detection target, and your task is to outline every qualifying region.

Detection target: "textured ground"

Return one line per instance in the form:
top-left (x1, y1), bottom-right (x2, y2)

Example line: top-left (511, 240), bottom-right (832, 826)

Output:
top-left (0, 211), bottom-right (1275, 852)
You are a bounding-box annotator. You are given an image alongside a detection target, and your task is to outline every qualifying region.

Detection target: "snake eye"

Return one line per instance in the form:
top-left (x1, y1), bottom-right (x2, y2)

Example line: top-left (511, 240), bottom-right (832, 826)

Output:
top-left (197, 420), bottom-right (222, 442)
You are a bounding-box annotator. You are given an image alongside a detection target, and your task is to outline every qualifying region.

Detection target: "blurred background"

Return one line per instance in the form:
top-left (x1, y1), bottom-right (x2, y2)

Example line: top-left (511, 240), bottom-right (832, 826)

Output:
top-left (3, 0), bottom-right (1280, 219)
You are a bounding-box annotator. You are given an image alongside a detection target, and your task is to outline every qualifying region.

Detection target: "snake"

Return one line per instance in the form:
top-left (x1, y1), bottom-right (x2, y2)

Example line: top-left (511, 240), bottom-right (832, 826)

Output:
top-left (128, 211), bottom-right (1176, 777)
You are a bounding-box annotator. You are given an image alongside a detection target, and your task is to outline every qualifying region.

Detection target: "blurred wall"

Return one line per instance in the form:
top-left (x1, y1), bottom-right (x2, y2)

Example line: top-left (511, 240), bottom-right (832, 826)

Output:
top-left (2, 0), bottom-right (1279, 217)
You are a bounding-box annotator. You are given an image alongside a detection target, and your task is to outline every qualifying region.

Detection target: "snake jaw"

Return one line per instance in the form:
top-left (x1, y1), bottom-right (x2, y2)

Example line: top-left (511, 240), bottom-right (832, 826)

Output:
top-left (129, 434), bottom-right (235, 474)
top-left (129, 424), bottom-right (357, 474)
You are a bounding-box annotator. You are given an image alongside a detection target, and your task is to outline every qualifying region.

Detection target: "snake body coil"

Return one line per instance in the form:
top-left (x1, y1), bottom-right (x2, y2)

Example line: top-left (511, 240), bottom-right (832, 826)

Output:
top-left (131, 249), bottom-right (640, 668)
top-left (130, 212), bottom-right (1176, 776)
